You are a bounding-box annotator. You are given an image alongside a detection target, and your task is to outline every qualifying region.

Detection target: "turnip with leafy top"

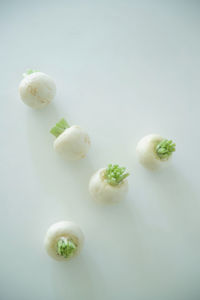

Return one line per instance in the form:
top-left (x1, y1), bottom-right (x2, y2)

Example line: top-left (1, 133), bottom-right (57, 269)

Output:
top-left (89, 164), bottom-right (129, 203)
top-left (136, 134), bottom-right (176, 169)
top-left (50, 118), bottom-right (91, 161)
top-left (44, 221), bottom-right (84, 261)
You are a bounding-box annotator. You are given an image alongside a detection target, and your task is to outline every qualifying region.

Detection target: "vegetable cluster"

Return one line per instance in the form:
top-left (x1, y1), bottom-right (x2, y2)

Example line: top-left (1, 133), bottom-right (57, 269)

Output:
top-left (19, 69), bottom-right (177, 262)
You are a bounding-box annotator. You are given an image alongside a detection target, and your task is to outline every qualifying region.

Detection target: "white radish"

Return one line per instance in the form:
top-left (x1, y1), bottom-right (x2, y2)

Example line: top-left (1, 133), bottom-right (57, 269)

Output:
top-left (136, 134), bottom-right (176, 169)
top-left (89, 164), bottom-right (129, 203)
top-left (50, 118), bottom-right (90, 161)
top-left (44, 221), bottom-right (84, 261)
top-left (19, 69), bottom-right (56, 109)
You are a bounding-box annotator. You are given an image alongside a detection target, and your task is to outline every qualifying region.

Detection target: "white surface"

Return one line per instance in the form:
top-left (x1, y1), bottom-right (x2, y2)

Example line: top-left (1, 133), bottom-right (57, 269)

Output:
top-left (0, 1), bottom-right (200, 300)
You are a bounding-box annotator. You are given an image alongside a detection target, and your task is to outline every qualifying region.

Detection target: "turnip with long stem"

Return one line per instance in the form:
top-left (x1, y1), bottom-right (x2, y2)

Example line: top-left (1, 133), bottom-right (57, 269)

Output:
top-left (136, 134), bottom-right (176, 169)
top-left (19, 69), bottom-right (56, 109)
top-left (50, 118), bottom-right (91, 160)
top-left (89, 164), bottom-right (130, 203)
top-left (44, 221), bottom-right (84, 261)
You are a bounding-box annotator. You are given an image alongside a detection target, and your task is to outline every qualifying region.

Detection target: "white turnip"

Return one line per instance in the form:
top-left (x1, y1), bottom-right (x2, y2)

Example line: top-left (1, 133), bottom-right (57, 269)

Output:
top-left (44, 221), bottom-right (84, 261)
top-left (89, 164), bottom-right (129, 203)
top-left (136, 134), bottom-right (176, 169)
top-left (19, 69), bottom-right (56, 109)
top-left (50, 118), bottom-right (90, 160)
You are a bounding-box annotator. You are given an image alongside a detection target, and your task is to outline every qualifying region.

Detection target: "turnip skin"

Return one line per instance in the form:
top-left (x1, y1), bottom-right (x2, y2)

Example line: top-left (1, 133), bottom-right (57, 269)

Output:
top-left (44, 221), bottom-right (84, 261)
top-left (89, 167), bottom-right (129, 203)
top-left (50, 119), bottom-right (91, 161)
top-left (19, 71), bottom-right (56, 109)
top-left (54, 125), bottom-right (91, 161)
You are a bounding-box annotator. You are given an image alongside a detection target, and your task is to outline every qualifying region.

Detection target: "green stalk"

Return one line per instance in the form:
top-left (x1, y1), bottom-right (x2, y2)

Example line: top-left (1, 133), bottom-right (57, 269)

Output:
top-left (50, 118), bottom-right (70, 138)
top-left (56, 237), bottom-right (77, 259)
top-left (104, 164), bottom-right (130, 186)
top-left (156, 139), bottom-right (176, 160)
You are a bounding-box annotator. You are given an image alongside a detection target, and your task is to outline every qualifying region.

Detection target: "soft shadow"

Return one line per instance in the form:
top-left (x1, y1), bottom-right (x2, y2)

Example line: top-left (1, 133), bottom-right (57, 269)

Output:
top-left (88, 194), bottom-right (148, 278)
top-left (151, 166), bottom-right (199, 235)
top-left (137, 164), bottom-right (200, 246)
top-left (49, 253), bottom-right (108, 300)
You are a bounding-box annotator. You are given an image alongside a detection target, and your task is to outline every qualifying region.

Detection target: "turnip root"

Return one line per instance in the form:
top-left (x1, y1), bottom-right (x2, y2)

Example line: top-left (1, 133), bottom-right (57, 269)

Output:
top-left (19, 69), bottom-right (56, 109)
top-left (89, 164), bottom-right (129, 203)
top-left (50, 118), bottom-right (90, 160)
top-left (44, 221), bottom-right (84, 261)
top-left (136, 134), bottom-right (176, 169)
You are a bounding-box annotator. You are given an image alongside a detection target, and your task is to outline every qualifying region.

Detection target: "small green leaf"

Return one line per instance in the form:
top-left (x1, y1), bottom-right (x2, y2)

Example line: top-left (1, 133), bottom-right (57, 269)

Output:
top-left (50, 118), bottom-right (70, 137)
top-left (156, 139), bottom-right (176, 160)
top-left (104, 164), bottom-right (130, 186)
top-left (23, 69), bottom-right (39, 77)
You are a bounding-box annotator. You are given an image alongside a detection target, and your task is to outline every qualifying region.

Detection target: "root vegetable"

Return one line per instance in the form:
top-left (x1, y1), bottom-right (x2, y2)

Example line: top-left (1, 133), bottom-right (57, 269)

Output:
top-left (50, 118), bottom-right (90, 160)
top-left (19, 69), bottom-right (56, 109)
top-left (136, 134), bottom-right (176, 169)
top-left (44, 221), bottom-right (84, 261)
top-left (89, 164), bottom-right (129, 203)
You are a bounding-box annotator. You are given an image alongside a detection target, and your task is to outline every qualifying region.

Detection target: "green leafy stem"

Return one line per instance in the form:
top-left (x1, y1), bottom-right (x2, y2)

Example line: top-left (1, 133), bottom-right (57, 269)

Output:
top-left (50, 118), bottom-right (70, 138)
top-left (57, 237), bottom-right (77, 259)
top-left (156, 139), bottom-right (176, 160)
top-left (104, 164), bottom-right (130, 186)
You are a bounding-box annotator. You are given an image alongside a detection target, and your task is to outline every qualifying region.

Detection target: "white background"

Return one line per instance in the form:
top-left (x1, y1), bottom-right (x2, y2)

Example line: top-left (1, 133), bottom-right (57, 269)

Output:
top-left (1, 1), bottom-right (200, 299)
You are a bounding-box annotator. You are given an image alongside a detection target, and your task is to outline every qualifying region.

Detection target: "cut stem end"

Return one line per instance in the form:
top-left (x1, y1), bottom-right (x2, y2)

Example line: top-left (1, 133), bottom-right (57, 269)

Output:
top-left (56, 237), bottom-right (77, 259)
top-left (23, 69), bottom-right (39, 77)
top-left (104, 164), bottom-right (130, 186)
top-left (156, 139), bottom-right (176, 160)
top-left (50, 118), bottom-right (70, 138)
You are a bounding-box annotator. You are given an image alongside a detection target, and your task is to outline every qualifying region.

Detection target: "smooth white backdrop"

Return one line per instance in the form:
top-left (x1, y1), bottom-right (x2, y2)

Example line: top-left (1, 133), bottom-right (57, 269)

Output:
top-left (0, 1), bottom-right (200, 299)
